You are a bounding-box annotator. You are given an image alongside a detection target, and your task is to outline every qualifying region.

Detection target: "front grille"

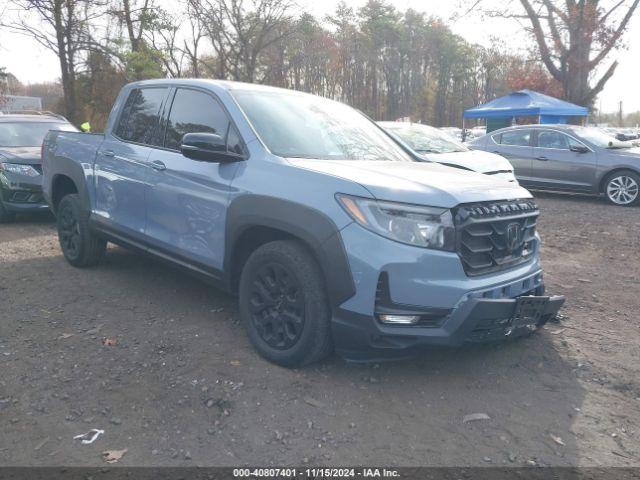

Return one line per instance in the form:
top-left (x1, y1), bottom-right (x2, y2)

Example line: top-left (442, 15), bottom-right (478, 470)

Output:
top-left (454, 199), bottom-right (538, 276)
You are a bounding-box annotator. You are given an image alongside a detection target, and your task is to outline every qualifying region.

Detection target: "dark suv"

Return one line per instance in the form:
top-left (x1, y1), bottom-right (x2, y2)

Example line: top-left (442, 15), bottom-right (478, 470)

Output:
top-left (0, 113), bottom-right (77, 222)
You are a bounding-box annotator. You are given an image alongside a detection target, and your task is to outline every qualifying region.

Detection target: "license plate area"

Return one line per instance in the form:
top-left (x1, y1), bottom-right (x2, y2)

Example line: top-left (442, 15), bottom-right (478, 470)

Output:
top-left (511, 296), bottom-right (549, 328)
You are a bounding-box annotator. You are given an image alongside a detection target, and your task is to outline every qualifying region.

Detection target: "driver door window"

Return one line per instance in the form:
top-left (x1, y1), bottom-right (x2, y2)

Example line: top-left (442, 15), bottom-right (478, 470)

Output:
top-left (164, 89), bottom-right (231, 150)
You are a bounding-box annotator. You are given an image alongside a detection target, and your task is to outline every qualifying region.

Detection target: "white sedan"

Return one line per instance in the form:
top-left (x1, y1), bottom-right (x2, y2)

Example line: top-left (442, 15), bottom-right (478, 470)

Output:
top-left (379, 122), bottom-right (518, 184)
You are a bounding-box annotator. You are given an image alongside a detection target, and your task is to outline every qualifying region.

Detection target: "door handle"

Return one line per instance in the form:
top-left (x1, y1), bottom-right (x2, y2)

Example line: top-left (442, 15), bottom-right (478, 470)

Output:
top-left (101, 150), bottom-right (115, 157)
top-left (150, 160), bottom-right (166, 171)
top-left (536, 156), bottom-right (549, 161)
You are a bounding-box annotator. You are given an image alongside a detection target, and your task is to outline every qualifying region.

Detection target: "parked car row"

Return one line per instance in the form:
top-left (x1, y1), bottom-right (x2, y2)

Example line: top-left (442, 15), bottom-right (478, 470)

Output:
top-left (599, 127), bottom-right (640, 143)
top-left (7, 80), bottom-right (640, 366)
top-left (6, 81), bottom-right (640, 366)
top-left (35, 79), bottom-right (564, 366)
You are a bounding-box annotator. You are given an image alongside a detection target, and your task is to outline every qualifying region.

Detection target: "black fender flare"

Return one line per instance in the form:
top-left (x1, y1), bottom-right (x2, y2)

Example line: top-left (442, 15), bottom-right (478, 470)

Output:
top-left (225, 195), bottom-right (356, 308)
top-left (47, 158), bottom-right (92, 215)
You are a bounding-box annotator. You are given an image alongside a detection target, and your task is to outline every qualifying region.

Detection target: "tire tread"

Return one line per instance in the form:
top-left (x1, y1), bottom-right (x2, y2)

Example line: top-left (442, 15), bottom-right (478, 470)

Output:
top-left (239, 240), bottom-right (332, 367)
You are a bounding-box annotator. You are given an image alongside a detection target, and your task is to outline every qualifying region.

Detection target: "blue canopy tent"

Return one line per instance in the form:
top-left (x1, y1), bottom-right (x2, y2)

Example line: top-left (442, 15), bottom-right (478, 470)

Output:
top-left (463, 89), bottom-right (589, 134)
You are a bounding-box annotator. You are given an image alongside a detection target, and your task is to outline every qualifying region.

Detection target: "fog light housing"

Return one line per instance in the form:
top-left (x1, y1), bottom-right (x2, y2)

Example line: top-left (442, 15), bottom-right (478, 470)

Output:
top-left (378, 314), bottom-right (421, 325)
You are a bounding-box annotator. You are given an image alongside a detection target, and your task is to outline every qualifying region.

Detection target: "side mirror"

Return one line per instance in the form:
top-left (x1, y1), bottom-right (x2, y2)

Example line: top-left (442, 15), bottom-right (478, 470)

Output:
top-left (180, 132), bottom-right (244, 163)
top-left (569, 145), bottom-right (589, 154)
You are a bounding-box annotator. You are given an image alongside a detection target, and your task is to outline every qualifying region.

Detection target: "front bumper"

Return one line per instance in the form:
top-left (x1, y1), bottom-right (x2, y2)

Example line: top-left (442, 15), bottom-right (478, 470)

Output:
top-left (332, 290), bottom-right (565, 361)
top-left (332, 221), bottom-right (563, 361)
top-left (0, 171), bottom-right (48, 213)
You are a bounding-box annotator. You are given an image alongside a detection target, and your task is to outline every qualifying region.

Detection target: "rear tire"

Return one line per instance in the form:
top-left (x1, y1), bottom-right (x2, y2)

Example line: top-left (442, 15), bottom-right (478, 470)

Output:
top-left (57, 194), bottom-right (106, 267)
top-left (239, 240), bottom-right (333, 367)
top-left (604, 170), bottom-right (640, 206)
top-left (0, 201), bottom-right (16, 223)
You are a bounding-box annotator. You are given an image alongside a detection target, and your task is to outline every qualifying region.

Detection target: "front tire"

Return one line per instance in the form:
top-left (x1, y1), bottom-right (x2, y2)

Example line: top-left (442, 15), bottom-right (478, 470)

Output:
top-left (57, 194), bottom-right (107, 267)
top-left (0, 201), bottom-right (16, 223)
top-left (604, 170), bottom-right (640, 206)
top-left (239, 240), bottom-right (333, 367)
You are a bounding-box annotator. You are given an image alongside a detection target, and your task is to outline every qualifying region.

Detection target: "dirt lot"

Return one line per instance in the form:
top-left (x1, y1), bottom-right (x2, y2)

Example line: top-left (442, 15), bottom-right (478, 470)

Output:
top-left (0, 193), bottom-right (639, 467)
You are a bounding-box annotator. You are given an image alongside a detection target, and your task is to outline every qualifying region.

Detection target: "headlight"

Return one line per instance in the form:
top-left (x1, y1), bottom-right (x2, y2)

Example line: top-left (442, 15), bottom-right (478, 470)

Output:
top-left (0, 163), bottom-right (40, 177)
top-left (336, 194), bottom-right (455, 250)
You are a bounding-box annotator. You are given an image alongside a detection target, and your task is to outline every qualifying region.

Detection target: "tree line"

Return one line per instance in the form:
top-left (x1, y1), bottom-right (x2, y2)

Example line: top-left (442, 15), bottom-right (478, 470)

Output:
top-left (1, 0), bottom-right (637, 131)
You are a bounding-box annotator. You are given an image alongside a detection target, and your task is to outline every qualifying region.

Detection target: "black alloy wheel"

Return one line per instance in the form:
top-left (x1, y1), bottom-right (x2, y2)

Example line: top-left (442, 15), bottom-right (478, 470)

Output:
top-left (249, 262), bottom-right (305, 350)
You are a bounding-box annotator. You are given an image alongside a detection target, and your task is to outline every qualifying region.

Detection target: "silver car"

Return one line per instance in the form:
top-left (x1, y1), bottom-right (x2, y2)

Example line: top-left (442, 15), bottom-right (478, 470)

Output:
top-left (470, 124), bottom-right (640, 206)
top-left (379, 122), bottom-right (518, 184)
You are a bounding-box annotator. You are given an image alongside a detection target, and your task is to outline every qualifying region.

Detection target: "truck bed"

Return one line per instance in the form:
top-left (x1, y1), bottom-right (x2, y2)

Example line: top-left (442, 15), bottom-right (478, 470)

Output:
top-left (42, 131), bottom-right (106, 211)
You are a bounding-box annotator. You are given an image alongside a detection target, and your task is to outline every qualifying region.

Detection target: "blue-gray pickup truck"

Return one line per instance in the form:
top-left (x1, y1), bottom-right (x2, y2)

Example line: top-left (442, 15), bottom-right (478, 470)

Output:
top-left (42, 79), bottom-right (564, 366)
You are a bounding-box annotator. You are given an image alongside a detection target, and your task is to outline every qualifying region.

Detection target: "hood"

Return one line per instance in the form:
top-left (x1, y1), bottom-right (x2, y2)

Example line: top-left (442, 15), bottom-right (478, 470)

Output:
top-left (421, 150), bottom-right (513, 174)
top-left (287, 159), bottom-right (531, 208)
top-left (0, 147), bottom-right (41, 165)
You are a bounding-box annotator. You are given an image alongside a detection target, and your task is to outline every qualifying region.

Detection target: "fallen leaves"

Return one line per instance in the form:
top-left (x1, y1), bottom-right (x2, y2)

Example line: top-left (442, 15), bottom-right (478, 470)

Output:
top-left (102, 338), bottom-right (117, 347)
top-left (102, 448), bottom-right (128, 463)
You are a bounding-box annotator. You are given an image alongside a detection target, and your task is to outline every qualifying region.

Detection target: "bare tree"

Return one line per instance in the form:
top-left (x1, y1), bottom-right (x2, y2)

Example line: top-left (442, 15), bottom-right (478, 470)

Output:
top-left (183, 0), bottom-right (206, 77)
top-left (470, 0), bottom-right (640, 106)
top-left (2, 0), bottom-right (99, 122)
top-left (105, 0), bottom-right (167, 80)
top-left (109, 0), bottom-right (153, 52)
top-left (191, 0), bottom-right (297, 82)
top-left (144, 4), bottom-right (206, 78)
top-left (0, 67), bottom-right (7, 107)
top-left (145, 7), bottom-right (185, 77)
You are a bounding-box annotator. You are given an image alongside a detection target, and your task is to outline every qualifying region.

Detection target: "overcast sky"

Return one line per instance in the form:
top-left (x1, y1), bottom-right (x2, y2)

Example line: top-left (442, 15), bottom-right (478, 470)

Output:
top-left (1, 0), bottom-right (638, 113)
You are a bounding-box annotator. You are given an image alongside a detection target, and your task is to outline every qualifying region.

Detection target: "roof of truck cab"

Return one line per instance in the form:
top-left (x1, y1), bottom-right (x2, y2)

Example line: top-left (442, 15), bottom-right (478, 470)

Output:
top-left (126, 78), bottom-right (315, 95)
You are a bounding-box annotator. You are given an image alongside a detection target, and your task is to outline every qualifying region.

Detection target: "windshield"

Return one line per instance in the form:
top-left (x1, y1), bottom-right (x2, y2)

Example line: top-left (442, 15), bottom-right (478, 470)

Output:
top-left (383, 123), bottom-right (468, 154)
top-left (232, 90), bottom-right (412, 161)
top-left (0, 122), bottom-right (77, 147)
top-left (574, 127), bottom-right (632, 149)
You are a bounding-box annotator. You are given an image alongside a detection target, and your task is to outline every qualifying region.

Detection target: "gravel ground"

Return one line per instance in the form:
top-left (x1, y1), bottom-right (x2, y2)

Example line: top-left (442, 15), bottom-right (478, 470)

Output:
top-left (0, 192), bottom-right (639, 467)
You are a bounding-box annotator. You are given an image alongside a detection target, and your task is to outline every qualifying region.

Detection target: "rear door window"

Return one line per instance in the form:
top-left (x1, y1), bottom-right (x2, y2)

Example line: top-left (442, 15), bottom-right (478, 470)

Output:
top-left (498, 130), bottom-right (531, 147)
top-left (537, 131), bottom-right (569, 150)
top-left (114, 87), bottom-right (167, 145)
top-left (164, 88), bottom-right (231, 151)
